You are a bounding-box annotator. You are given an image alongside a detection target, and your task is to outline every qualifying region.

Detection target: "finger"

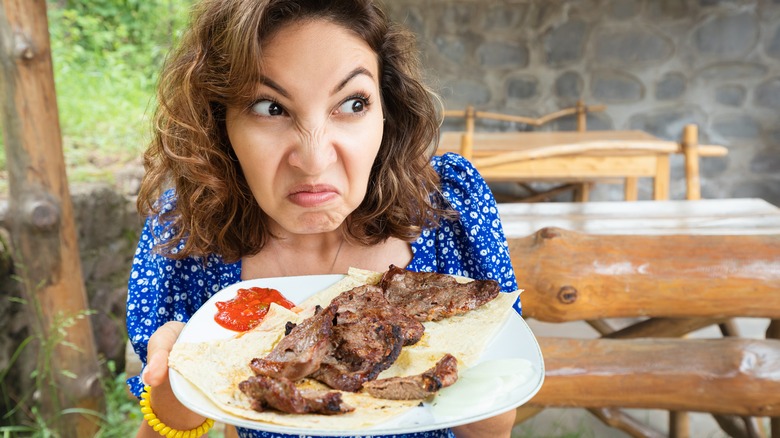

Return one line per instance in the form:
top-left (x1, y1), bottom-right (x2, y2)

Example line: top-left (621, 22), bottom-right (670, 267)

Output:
top-left (143, 321), bottom-right (185, 386)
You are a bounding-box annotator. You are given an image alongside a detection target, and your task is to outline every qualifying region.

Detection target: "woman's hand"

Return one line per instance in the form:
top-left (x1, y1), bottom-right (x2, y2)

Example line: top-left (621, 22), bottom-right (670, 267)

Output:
top-left (451, 409), bottom-right (516, 438)
top-left (136, 321), bottom-right (208, 437)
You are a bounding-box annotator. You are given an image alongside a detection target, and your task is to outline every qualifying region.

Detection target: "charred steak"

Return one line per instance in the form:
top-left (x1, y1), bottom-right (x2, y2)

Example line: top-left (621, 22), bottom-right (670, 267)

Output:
top-left (330, 284), bottom-right (424, 346)
top-left (242, 267), bottom-right (500, 414)
top-left (362, 354), bottom-right (459, 400)
top-left (239, 375), bottom-right (354, 415)
top-left (311, 285), bottom-right (412, 392)
top-left (249, 304), bottom-right (336, 381)
top-left (379, 265), bottom-right (501, 321)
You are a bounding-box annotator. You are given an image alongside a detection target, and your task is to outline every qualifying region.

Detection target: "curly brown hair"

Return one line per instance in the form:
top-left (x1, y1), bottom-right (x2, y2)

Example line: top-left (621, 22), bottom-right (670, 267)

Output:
top-left (137, 0), bottom-right (451, 262)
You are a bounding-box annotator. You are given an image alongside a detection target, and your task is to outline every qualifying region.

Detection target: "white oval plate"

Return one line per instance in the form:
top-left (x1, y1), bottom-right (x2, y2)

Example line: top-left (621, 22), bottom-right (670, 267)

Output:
top-left (170, 274), bottom-right (544, 436)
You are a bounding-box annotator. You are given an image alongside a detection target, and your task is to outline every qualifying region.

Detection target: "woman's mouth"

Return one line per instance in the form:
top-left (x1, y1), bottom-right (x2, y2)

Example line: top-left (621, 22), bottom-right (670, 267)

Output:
top-left (287, 184), bottom-right (339, 207)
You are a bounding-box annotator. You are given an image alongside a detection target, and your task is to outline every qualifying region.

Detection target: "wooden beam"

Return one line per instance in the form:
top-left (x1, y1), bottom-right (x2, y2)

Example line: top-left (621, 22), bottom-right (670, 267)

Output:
top-left (0, 0), bottom-right (103, 435)
top-left (509, 228), bottom-right (780, 322)
top-left (529, 337), bottom-right (780, 416)
top-left (588, 407), bottom-right (665, 438)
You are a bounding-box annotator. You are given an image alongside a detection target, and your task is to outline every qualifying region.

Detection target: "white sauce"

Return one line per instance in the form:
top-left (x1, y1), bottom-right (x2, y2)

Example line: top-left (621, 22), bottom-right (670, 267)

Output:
top-left (429, 358), bottom-right (533, 418)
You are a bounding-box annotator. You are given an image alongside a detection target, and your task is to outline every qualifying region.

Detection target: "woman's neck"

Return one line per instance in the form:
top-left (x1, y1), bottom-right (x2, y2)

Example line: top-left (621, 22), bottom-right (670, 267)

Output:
top-left (240, 234), bottom-right (413, 281)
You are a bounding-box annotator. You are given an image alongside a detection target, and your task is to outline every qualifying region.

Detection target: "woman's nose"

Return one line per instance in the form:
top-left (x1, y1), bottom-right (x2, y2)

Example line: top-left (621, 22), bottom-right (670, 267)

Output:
top-left (288, 122), bottom-right (337, 175)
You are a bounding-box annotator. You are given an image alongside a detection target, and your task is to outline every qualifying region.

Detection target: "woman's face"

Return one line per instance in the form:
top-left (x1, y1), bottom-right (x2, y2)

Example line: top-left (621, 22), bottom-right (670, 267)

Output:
top-left (226, 19), bottom-right (384, 236)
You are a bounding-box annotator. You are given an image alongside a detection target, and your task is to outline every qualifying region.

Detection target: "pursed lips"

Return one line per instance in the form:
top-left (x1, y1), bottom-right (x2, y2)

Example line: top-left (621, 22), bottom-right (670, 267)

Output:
top-left (287, 184), bottom-right (339, 207)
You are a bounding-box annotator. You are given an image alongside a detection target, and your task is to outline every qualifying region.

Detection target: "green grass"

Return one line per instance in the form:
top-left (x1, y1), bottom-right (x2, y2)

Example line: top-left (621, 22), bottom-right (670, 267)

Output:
top-left (53, 60), bottom-right (155, 185)
top-left (0, 0), bottom-right (193, 194)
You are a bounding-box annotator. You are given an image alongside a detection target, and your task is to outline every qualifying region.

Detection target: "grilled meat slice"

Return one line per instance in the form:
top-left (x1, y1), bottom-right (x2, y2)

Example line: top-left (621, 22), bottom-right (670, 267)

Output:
top-left (362, 354), bottom-right (459, 400)
top-left (330, 284), bottom-right (424, 346)
top-left (312, 314), bottom-right (404, 392)
top-left (249, 304), bottom-right (336, 381)
top-left (311, 285), bottom-right (413, 392)
top-left (239, 375), bottom-right (354, 415)
top-left (379, 265), bottom-right (501, 322)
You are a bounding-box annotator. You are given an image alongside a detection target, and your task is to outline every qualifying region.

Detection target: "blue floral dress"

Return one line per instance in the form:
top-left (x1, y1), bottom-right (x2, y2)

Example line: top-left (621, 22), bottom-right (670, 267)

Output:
top-left (126, 152), bottom-right (519, 438)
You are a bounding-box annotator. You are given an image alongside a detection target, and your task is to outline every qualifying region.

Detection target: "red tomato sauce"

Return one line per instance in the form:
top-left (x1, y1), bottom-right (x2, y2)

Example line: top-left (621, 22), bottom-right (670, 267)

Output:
top-left (214, 287), bottom-right (296, 332)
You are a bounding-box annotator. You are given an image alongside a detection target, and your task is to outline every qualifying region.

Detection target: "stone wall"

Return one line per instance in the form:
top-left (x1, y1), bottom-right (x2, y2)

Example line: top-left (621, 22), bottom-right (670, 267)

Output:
top-left (0, 185), bottom-right (141, 385)
top-left (383, 0), bottom-right (780, 203)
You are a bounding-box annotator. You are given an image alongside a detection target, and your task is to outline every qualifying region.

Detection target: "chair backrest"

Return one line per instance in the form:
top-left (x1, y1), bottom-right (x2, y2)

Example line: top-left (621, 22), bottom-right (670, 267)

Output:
top-left (440, 103), bottom-right (727, 202)
top-left (442, 100), bottom-right (607, 161)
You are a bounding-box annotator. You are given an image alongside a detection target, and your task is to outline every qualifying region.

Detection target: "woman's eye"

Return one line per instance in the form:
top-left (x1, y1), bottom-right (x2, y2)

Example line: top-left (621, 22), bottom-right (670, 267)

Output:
top-left (338, 98), bottom-right (367, 114)
top-left (250, 100), bottom-right (285, 117)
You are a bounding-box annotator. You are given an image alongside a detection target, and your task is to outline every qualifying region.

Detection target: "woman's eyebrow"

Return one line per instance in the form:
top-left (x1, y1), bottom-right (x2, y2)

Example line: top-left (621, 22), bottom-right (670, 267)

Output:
top-left (331, 67), bottom-right (374, 95)
top-left (259, 66), bottom-right (374, 99)
top-left (259, 77), bottom-right (290, 99)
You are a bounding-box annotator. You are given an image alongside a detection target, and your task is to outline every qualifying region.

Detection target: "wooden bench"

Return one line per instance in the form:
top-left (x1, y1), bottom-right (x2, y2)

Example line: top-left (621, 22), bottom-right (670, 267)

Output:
top-left (508, 227), bottom-right (780, 437)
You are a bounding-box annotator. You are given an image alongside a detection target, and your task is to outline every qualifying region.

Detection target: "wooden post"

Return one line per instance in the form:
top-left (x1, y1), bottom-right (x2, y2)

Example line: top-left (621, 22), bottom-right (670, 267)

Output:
top-left (575, 99), bottom-right (586, 132)
top-left (769, 320), bottom-right (780, 437)
top-left (0, 1), bottom-right (103, 436)
top-left (460, 105), bottom-right (475, 161)
top-left (682, 124), bottom-right (701, 201)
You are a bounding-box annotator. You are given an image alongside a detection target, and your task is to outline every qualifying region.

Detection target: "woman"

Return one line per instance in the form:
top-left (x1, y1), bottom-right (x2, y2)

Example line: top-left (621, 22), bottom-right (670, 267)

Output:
top-left (127, 0), bottom-right (519, 437)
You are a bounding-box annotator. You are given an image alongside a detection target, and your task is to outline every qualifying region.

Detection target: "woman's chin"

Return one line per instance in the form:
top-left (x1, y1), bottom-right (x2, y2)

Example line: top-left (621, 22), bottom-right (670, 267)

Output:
top-left (277, 212), bottom-right (348, 235)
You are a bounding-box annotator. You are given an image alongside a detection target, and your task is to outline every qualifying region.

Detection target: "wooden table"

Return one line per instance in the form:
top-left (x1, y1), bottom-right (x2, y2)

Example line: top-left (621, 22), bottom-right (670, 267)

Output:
top-left (497, 197), bottom-right (780, 237)
top-left (501, 197), bottom-right (780, 437)
top-left (438, 130), bottom-right (728, 201)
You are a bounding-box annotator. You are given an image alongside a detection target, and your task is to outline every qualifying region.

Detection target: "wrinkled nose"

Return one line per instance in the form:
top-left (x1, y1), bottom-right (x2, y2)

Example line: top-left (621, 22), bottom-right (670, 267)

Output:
top-left (288, 123), bottom-right (337, 175)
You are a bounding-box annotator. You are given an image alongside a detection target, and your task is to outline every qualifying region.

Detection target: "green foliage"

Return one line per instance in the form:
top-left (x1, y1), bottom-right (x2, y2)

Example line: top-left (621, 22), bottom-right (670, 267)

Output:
top-left (46, 0), bottom-right (193, 178)
top-left (48, 0), bottom-right (191, 79)
top-left (0, 1), bottom-right (194, 193)
top-left (92, 361), bottom-right (142, 438)
top-left (0, 293), bottom-right (141, 437)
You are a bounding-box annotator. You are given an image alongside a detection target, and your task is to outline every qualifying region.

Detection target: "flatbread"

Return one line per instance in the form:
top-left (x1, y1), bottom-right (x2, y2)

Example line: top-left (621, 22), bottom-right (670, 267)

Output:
top-left (169, 268), bottom-right (520, 430)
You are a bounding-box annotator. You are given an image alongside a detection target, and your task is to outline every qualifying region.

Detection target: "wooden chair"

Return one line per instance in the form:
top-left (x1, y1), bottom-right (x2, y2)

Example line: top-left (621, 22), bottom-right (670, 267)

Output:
top-left (439, 104), bottom-right (728, 202)
top-left (442, 100), bottom-right (606, 201)
top-left (509, 228), bottom-right (780, 437)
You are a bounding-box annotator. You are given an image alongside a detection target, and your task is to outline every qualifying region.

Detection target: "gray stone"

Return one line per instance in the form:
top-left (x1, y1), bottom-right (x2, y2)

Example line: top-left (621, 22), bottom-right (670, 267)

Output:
top-left (548, 113), bottom-right (614, 131)
top-left (506, 75), bottom-right (539, 101)
top-left (608, 0), bottom-right (642, 19)
top-left (655, 72), bottom-right (687, 100)
top-left (645, 0), bottom-right (690, 20)
top-left (732, 180), bottom-right (780, 206)
top-left (71, 183), bottom-right (137, 249)
top-left (714, 84), bottom-right (747, 107)
top-left (477, 41), bottom-right (529, 68)
top-left (750, 148), bottom-right (780, 173)
top-left (697, 62), bottom-right (768, 81)
top-left (712, 113), bottom-right (763, 141)
top-left (628, 106), bottom-right (707, 140)
top-left (594, 29), bottom-right (673, 66)
top-left (529, 2), bottom-right (570, 31)
top-left (555, 71), bottom-right (584, 101)
top-left (769, 129), bottom-right (780, 145)
top-left (544, 19), bottom-right (588, 67)
top-left (755, 77), bottom-right (780, 109)
top-left (441, 79), bottom-right (492, 107)
top-left (701, 155), bottom-right (730, 176)
top-left (591, 70), bottom-right (644, 103)
top-left (700, 0), bottom-right (742, 5)
top-left (694, 12), bottom-right (759, 56)
top-left (388, 6), bottom-right (425, 37)
top-left (769, 24), bottom-right (780, 59)
top-left (482, 4), bottom-right (529, 31)
top-left (435, 3), bottom-right (482, 35)
top-left (434, 35), bottom-right (468, 64)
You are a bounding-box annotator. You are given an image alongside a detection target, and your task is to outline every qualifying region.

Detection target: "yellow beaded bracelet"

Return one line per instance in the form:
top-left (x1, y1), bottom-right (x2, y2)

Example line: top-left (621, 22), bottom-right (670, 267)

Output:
top-left (139, 385), bottom-right (215, 438)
